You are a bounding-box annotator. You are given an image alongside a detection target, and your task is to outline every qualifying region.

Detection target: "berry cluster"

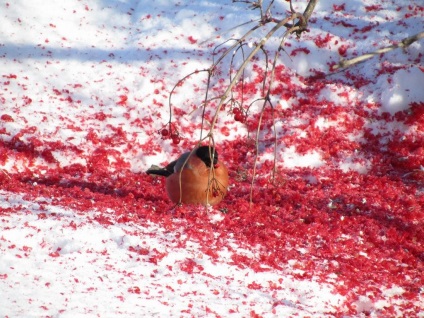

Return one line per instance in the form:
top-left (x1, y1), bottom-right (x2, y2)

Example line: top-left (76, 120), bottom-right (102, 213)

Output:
top-left (159, 126), bottom-right (181, 144)
top-left (232, 107), bottom-right (246, 123)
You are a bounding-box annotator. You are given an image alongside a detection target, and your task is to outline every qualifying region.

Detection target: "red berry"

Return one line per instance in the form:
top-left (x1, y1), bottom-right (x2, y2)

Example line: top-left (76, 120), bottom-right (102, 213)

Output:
top-left (234, 112), bottom-right (245, 122)
top-left (232, 107), bottom-right (241, 115)
top-left (171, 134), bottom-right (181, 144)
top-left (161, 128), bottom-right (169, 137)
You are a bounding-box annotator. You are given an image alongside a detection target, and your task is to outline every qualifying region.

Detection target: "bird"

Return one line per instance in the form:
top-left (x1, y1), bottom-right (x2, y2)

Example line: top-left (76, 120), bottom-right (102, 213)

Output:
top-left (146, 145), bottom-right (229, 206)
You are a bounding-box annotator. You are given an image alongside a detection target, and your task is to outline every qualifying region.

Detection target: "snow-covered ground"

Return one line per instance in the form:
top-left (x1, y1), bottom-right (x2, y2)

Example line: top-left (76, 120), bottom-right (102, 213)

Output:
top-left (1, 0), bottom-right (423, 317)
top-left (1, 192), bottom-right (344, 316)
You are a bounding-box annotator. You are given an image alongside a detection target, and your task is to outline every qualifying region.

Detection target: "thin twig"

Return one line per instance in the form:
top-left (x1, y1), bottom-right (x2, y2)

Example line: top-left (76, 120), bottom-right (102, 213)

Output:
top-left (199, 19), bottom-right (259, 46)
top-left (1, 169), bottom-right (11, 180)
top-left (168, 69), bottom-right (209, 125)
top-left (209, 13), bottom-right (302, 133)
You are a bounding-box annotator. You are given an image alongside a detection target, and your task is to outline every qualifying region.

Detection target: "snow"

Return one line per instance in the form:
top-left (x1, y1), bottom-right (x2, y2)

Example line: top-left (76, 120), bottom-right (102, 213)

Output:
top-left (379, 68), bottom-right (424, 114)
top-left (280, 146), bottom-right (324, 169)
top-left (1, 192), bottom-right (343, 316)
top-left (1, 0), bottom-right (423, 317)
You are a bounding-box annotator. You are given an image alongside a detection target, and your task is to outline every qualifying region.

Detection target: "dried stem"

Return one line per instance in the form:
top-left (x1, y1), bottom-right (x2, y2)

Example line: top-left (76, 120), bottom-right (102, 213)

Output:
top-left (1, 169), bottom-right (11, 180)
top-left (333, 31), bottom-right (424, 70)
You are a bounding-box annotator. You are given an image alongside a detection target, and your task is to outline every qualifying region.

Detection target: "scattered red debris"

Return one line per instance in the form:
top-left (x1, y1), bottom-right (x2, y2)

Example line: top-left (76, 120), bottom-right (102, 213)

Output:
top-left (22, 96), bottom-right (32, 105)
top-left (333, 4), bottom-right (346, 11)
top-left (338, 44), bottom-right (348, 56)
top-left (179, 258), bottom-right (204, 274)
top-left (49, 248), bottom-right (61, 258)
top-left (1, 114), bottom-right (14, 122)
top-left (128, 286), bottom-right (141, 294)
top-left (290, 47), bottom-right (311, 56)
top-left (3, 74), bottom-right (17, 79)
top-left (314, 33), bottom-right (333, 48)
top-left (365, 5), bottom-right (382, 12)
top-left (247, 282), bottom-right (262, 290)
top-left (117, 95), bottom-right (128, 105)
top-left (187, 36), bottom-right (197, 44)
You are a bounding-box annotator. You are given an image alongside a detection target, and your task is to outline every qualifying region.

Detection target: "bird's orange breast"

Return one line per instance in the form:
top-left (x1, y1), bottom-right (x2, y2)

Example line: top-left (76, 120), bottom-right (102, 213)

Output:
top-left (166, 155), bottom-right (228, 206)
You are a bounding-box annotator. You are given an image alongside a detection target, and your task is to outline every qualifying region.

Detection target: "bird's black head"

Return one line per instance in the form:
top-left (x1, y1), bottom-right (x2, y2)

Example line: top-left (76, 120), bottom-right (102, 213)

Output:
top-left (196, 146), bottom-right (218, 167)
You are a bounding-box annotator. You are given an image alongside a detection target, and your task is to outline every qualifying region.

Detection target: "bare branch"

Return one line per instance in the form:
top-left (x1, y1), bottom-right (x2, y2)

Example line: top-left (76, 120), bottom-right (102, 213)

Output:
top-left (282, 0), bottom-right (318, 35)
top-left (303, 0), bottom-right (318, 22)
top-left (333, 31), bottom-right (424, 70)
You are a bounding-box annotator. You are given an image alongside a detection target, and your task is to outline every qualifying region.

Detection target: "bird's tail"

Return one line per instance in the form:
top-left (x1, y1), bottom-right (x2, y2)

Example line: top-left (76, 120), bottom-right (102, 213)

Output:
top-left (146, 165), bottom-right (172, 177)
